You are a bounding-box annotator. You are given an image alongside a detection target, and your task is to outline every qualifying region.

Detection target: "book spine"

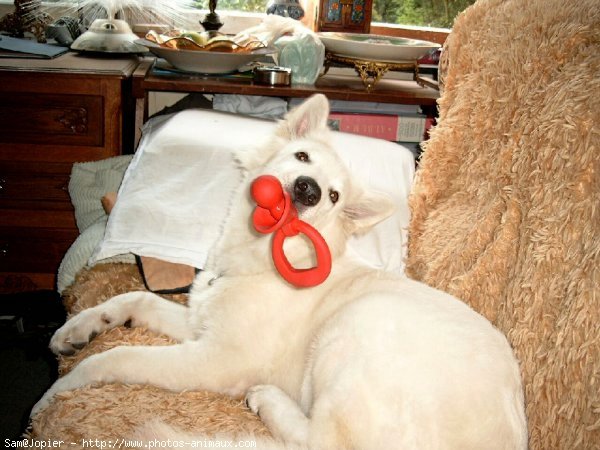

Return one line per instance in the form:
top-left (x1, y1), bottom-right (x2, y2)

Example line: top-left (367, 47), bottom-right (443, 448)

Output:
top-left (328, 113), bottom-right (433, 142)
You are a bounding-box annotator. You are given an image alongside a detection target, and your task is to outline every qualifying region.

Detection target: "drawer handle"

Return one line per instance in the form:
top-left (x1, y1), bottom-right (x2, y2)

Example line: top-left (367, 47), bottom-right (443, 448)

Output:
top-left (0, 243), bottom-right (7, 257)
top-left (58, 108), bottom-right (88, 134)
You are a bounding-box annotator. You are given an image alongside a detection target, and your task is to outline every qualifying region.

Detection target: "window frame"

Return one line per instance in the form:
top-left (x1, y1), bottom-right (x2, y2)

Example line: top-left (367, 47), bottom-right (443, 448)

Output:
top-left (371, 22), bottom-right (449, 45)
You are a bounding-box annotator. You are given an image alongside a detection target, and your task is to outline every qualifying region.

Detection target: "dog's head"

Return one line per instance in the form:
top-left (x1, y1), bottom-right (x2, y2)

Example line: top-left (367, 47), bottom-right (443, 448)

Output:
top-left (237, 94), bottom-right (395, 249)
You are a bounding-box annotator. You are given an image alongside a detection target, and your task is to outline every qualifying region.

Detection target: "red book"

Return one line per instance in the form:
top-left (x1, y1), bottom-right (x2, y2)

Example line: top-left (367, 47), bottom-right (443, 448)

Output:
top-left (328, 113), bottom-right (434, 142)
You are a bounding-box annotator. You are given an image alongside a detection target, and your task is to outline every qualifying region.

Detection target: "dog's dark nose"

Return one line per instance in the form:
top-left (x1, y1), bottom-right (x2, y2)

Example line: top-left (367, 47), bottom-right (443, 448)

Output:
top-left (294, 176), bottom-right (321, 207)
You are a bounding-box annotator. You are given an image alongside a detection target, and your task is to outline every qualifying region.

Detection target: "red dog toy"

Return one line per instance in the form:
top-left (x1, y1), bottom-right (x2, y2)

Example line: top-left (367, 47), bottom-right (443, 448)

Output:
top-left (251, 175), bottom-right (332, 288)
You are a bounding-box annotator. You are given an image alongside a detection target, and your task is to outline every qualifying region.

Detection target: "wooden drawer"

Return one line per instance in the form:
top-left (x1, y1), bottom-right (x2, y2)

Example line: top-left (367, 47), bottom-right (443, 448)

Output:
top-left (0, 93), bottom-right (103, 149)
top-left (0, 161), bottom-right (73, 210)
top-left (0, 227), bottom-right (77, 273)
top-left (0, 227), bottom-right (78, 293)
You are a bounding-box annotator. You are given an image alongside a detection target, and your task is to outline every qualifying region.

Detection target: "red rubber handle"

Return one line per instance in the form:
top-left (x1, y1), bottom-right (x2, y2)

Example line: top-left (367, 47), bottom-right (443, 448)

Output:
top-left (250, 175), bottom-right (332, 288)
top-left (272, 220), bottom-right (332, 288)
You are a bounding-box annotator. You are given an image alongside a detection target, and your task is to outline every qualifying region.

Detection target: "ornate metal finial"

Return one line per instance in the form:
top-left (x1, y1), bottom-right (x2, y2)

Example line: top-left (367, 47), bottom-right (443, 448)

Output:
top-left (201, 0), bottom-right (223, 32)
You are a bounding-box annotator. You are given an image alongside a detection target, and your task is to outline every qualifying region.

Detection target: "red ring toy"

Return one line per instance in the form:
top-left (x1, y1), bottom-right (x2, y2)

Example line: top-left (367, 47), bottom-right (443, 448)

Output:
top-left (251, 175), bottom-right (332, 288)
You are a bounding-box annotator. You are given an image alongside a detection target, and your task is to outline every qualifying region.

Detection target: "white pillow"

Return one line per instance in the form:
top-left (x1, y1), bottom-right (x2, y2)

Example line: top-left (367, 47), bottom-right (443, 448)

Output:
top-left (91, 109), bottom-right (414, 274)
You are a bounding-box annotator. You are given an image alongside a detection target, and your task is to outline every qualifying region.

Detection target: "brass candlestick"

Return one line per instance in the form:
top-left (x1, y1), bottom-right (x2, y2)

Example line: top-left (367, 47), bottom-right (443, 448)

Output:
top-left (201, 0), bottom-right (223, 31)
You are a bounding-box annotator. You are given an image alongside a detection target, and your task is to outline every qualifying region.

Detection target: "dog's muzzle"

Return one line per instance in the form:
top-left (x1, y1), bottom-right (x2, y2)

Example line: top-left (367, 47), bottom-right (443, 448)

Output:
top-left (294, 176), bottom-right (321, 207)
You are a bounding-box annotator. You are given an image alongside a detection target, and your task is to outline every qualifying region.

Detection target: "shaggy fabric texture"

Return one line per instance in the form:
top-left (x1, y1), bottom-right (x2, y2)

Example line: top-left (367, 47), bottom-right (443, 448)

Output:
top-left (30, 0), bottom-right (599, 446)
top-left (407, 0), bottom-right (599, 449)
top-left (30, 264), bottom-right (268, 446)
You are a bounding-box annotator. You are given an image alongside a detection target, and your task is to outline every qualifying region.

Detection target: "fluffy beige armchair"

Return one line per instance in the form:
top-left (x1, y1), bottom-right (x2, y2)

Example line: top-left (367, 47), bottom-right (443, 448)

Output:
top-left (407, 0), bottom-right (599, 448)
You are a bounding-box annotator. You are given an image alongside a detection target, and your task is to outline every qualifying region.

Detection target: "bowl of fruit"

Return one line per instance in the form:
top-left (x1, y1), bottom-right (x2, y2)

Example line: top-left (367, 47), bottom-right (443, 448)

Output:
top-left (136, 30), bottom-right (276, 74)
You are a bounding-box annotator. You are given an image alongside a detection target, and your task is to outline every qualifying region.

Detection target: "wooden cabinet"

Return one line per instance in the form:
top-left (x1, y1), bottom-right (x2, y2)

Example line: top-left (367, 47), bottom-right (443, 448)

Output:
top-left (317, 0), bottom-right (373, 33)
top-left (0, 53), bottom-right (139, 293)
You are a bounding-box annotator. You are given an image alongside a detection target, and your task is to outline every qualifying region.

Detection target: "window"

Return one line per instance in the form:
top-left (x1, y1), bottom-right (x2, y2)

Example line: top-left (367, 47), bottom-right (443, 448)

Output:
top-left (193, 1), bottom-right (268, 13)
top-left (197, 1), bottom-right (475, 30)
top-left (373, 0), bottom-right (477, 29)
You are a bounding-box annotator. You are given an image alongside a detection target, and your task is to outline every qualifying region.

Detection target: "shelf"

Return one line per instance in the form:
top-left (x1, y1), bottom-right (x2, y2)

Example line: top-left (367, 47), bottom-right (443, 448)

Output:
top-left (133, 58), bottom-right (439, 106)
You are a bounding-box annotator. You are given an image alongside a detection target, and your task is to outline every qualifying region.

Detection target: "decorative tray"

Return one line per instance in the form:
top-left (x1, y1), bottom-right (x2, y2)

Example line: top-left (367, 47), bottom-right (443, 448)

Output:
top-left (318, 32), bottom-right (440, 63)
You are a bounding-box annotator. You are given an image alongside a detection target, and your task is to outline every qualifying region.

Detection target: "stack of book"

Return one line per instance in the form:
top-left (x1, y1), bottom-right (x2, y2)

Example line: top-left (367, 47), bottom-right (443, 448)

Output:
top-left (290, 99), bottom-right (434, 151)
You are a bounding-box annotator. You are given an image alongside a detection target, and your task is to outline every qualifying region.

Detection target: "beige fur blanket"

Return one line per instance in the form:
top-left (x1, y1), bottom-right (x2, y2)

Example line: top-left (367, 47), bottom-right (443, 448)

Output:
top-left (407, 0), bottom-right (599, 448)
top-left (30, 264), bottom-right (268, 445)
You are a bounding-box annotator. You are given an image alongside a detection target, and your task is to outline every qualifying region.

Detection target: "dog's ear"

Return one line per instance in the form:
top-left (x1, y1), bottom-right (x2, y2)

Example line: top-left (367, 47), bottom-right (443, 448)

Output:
top-left (236, 95), bottom-right (330, 171)
top-left (342, 191), bottom-right (396, 235)
top-left (278, 94), bottom-right (330, 140)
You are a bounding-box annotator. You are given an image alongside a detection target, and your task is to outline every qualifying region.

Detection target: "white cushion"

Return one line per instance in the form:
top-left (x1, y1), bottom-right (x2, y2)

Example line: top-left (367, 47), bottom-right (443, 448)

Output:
top-left (91, 109), bottom-right (415, 274)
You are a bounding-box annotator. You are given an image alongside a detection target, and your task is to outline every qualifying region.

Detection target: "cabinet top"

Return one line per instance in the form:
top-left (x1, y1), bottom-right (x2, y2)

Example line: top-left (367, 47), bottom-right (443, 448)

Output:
top-left (0, 52), bottom-right (140, 77)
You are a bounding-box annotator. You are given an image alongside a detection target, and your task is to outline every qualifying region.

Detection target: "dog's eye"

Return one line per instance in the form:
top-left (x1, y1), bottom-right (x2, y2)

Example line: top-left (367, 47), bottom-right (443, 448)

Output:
top-left (329, 190), bottom-right (339, 204)
top-left (295, 152), bottom-right (310, 162)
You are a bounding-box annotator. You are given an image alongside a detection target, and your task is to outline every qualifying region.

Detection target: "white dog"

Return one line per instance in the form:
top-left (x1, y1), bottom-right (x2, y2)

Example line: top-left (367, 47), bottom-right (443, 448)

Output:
top-left (32, 94), bottom-right (527, 449)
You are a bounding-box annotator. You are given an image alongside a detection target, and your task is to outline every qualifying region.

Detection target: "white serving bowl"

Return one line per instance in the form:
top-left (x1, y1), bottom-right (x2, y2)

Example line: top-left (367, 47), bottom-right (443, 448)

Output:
top-left (317, 32), bottom-right (440, 63)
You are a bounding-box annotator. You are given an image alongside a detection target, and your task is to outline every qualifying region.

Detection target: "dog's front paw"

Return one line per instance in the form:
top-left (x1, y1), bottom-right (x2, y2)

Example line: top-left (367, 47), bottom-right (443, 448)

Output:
top-left (245, 385), bottom-right (268, 416)
top-left (245, 385), bottom-right (309, 445)
top-left (50, 308), bottom-right (116, 355)
top-left (245, 384), bottom-right (281, 417)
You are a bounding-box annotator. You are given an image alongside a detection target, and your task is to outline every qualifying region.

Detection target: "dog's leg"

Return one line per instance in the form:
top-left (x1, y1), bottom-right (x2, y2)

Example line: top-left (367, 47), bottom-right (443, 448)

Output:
top-left (32, 338), bottom-right (253, 417)
top-left (246, 384), bottom-right (309, 446)
top-left (50, 291), bottom-right (192, 355)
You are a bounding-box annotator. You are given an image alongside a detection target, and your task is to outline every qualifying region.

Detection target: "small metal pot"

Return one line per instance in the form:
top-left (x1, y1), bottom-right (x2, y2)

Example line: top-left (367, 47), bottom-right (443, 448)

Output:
top-left (253, 66), bottom-right (292, 86)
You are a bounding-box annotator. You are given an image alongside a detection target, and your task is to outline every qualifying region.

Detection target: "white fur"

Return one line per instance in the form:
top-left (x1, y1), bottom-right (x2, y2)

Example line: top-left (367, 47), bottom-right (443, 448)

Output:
top-left (32, 95), bottom-right (527, 449)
